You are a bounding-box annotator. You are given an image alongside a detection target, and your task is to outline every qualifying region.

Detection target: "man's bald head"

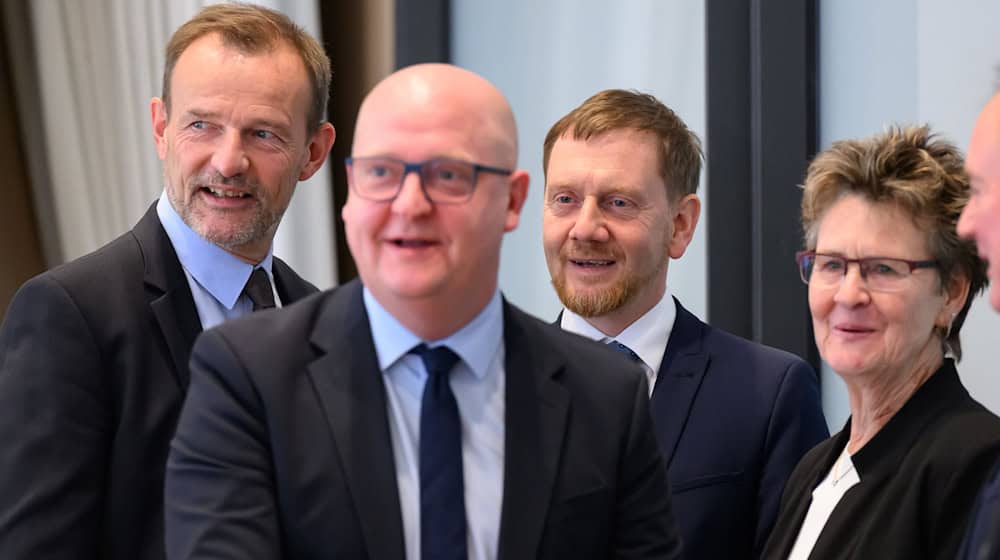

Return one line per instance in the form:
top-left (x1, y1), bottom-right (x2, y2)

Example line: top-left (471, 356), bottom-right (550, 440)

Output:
top-left (959, 91), bottom-right (1000, 311)
top-left (353, 63), bottom-right (519, 167)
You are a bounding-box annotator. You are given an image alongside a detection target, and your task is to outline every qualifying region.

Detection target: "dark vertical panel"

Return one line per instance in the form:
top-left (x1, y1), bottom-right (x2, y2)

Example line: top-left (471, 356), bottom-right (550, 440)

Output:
top-left (706, 0), bottom-right (753, 338)
top-left (321, 0), bottom-right (450, 284)
top-left (0, 4), bottom-right (45, 318)
top-left (320, 1), bottom-right (367, 283)
top-left (707, 0), bottom-right (819, 368)
top-left (395, 0), bottom-right (450, 67)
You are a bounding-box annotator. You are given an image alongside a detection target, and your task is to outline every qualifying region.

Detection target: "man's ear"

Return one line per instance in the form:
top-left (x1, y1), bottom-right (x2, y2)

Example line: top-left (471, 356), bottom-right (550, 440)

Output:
top-left (668, 193), bottom-right (701, 259)
top-left (504, 169), bottom-right (530, 232)
top-left (298, 122), bottom-right (337, 181)
top-left (150, 97), bottom-right (168, 160)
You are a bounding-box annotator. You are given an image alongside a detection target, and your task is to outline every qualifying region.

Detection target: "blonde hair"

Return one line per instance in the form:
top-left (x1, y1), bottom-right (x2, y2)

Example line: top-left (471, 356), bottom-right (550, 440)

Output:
top-left (543, 89), bottom-right (703, 200)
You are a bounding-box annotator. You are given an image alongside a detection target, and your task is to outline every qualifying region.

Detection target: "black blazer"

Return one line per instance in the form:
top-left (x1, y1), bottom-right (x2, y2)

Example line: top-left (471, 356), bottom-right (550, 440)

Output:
top-left (647, 299), bottom-right (828, 559)
top-left (762, 360), bottom-right (1000, 560)
top-left (0, 204), bottom-right (317, 560)
top-left (165, 279), bottom-right (683, 559)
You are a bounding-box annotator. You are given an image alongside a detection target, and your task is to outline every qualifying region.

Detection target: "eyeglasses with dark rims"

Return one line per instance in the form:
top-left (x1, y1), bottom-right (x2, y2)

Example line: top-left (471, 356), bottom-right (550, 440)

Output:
top-left (795, 250), bottom-right (939, 292)
top-left (345, 156), bottom-right (513, 204)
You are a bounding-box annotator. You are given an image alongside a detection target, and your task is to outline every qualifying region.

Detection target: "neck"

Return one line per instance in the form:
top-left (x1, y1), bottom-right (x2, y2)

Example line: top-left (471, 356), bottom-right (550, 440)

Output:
top-left (844, 344), bottom-right (943, 453)
top-left (374, 284), bottom-right (497, 342)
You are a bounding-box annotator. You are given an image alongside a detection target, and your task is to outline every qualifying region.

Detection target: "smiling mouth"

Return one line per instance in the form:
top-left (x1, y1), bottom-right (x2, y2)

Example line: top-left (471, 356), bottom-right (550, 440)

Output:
top-left (570, 259), bottom-right (615, 267)
top-left (202, 186), bottom-right (252, 199)
top-left (391, 239), bottom-right (436, 248)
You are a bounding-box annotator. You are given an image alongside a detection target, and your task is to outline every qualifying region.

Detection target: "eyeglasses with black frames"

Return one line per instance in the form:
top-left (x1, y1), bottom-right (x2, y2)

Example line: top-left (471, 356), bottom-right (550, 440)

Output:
top-left (345, 156), bottom-right (513, 204)
top-left (795, 250), bottom-right (939, 292)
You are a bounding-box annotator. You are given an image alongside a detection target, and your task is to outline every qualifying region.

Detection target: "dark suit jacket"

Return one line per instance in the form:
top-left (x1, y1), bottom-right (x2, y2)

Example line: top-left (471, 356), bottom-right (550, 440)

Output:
top-left (959, 460), bottom-right (1000, 560)
top-left (762, 360), bottom-right (1000, 560)
top-left (0, 204), bottom-right (317, 560)
top-left (165, 279), bottom-right (683, 559)
top-left (649, 299), bottom-right (828, 559)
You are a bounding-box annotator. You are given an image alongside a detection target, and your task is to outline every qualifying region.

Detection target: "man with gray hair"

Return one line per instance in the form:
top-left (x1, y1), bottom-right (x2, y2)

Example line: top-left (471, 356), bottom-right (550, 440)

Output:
top-left (0, 4), bottom-right (334, 558)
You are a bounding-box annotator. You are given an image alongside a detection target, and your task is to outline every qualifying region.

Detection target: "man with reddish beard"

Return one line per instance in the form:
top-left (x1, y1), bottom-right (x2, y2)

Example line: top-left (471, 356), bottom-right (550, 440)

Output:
top-left (164, 64), bottom-right (682, 559)
top-left (0, 5), bottom-right (334, 559)
top-left (542, 89), bottom-right (828, 559)
top-left (957, 92), bottom-right (1000, 559)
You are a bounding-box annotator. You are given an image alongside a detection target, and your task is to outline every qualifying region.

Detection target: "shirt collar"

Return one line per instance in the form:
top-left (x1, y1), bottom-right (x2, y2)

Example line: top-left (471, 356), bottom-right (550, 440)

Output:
top-left (560, 289), bottom-right (676, 373)
top-left (156, 194), bottom-right (274, 310)
top-left (363, 287), bottom-right (504, 380)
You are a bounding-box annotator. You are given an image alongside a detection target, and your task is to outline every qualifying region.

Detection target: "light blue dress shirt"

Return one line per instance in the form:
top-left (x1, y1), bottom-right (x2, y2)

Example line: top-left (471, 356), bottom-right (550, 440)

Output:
top-left (363, 287), bottom-right (505, 560)
top-left (156, 195), bottom-right (279, 329)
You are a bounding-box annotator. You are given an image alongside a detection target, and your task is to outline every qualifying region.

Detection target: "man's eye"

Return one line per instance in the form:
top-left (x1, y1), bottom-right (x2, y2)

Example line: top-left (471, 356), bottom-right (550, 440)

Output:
top-left (253, 130), bottom-right (275, 140)
top-left (554, 194), bottom-right (574, 204)
top-left (190, 121), bottom-right (207, 130)
top-left (368, 166), bottom-right (391, 178)
top-left (609, 198), bottom-right (630, 208)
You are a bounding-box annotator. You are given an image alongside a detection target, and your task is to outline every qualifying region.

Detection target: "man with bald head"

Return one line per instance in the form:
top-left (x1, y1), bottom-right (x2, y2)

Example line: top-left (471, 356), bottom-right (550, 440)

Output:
top-left (165, 63), bottom-right (682, 560)
top-left (957, 92), bottom-right (1000, 559)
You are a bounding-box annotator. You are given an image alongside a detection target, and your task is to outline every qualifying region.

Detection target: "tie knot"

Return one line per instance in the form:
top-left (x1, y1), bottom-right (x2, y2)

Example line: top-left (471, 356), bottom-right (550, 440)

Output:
top-left (412, 344), bottom-right (461, 379)
top-left (607, 340), bottom-right (642, 363)
top-left (244, 268), bottom-right (276, 311)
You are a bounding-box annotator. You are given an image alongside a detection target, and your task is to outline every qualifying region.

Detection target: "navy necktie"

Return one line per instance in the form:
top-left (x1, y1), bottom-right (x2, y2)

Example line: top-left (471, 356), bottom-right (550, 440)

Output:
top-left (243, 268), bottom-right (276, 311)
top-left (412, 344), bottom-right (467, 560)
top-left (607, 340), bottom-right (642, 363)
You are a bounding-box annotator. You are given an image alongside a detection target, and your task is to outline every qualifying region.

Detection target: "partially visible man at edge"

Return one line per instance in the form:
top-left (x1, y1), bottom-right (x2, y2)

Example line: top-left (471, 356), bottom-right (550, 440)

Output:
top-left (0, 4), bottom-right (335, 559)
top-left (164, 63), bottom-right (682, 559)
top-left (541, 89), bottom-right (829, 559)
top-left (957, 91), bottom-right (1000, 560)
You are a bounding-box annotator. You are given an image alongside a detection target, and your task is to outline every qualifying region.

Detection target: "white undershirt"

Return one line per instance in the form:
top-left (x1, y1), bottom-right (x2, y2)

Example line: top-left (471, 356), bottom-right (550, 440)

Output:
top-left (787, 444), bottom-right (860, 560)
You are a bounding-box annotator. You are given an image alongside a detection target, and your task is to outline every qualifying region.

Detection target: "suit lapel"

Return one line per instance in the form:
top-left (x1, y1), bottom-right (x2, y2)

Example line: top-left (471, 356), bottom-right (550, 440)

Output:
top-left (134, 203), bottom-right (201, 391)
top-left (650, 298), bottom-right (709, 467)
top-left (497, 302), bottom-right (569, 560)
top-left (272, 257), bottom-right (318, 304)
top-left (305, 280), bottom-right (405, 560)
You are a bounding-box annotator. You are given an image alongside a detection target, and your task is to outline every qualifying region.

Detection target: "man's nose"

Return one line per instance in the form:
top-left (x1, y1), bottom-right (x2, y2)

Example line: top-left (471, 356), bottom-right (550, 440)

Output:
top-left (569, 198), bottom-right (610, 243)
top-left (211, 130), bottom-right (250, 178)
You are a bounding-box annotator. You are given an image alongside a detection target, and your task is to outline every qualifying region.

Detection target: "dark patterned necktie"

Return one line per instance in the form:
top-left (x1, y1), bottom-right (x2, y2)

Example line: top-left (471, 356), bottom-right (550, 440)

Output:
top-left (412, 344), bottom-right (467, 560)
top-left (243, 268), bottom-right (275, 311)
top-left (607, 340), bottom-right (642, 363)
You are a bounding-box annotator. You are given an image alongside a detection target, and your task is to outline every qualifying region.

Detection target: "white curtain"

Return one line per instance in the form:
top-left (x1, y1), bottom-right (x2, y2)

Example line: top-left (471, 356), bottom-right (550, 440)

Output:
top-left (25, 0), bottom-right (337, 288)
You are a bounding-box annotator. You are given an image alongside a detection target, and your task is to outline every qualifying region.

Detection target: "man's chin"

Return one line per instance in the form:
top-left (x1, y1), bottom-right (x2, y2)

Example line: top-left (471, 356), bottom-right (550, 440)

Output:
top-left (558, 288), bottom-right (629, 318)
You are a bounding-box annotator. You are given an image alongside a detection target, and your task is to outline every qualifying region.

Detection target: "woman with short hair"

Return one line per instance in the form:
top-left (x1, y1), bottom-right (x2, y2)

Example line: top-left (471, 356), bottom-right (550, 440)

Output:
top-left (762, 125), bottom-right (1000, 560)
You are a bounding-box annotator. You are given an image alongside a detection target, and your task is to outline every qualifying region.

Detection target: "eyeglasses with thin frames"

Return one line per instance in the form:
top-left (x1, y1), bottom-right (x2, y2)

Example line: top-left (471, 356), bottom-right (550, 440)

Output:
top-left (345, 156), bottom-right (513, 204)
top-left (795, 250), bottom-right (939, 292)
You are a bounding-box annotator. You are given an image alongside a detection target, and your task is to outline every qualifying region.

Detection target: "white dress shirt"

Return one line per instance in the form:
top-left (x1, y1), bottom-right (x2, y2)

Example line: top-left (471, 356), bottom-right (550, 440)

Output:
top-left (787, 444), bottom-right (860, 560)
top-left (560, 289), bottom-right (677, 395)
top-left (363, 288), bottom-right (505, 560)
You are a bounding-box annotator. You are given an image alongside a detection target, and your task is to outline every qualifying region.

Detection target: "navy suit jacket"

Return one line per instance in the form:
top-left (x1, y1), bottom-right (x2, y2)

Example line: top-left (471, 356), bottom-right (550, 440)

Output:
top-left (165, 279), bottom-right (683, 559)
top-left (959, 461), bottom-right (1000, 559)
top-left (649, 299), bottom-right (828, 559)
top-left (0, 204), bottom-right (317, 560)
